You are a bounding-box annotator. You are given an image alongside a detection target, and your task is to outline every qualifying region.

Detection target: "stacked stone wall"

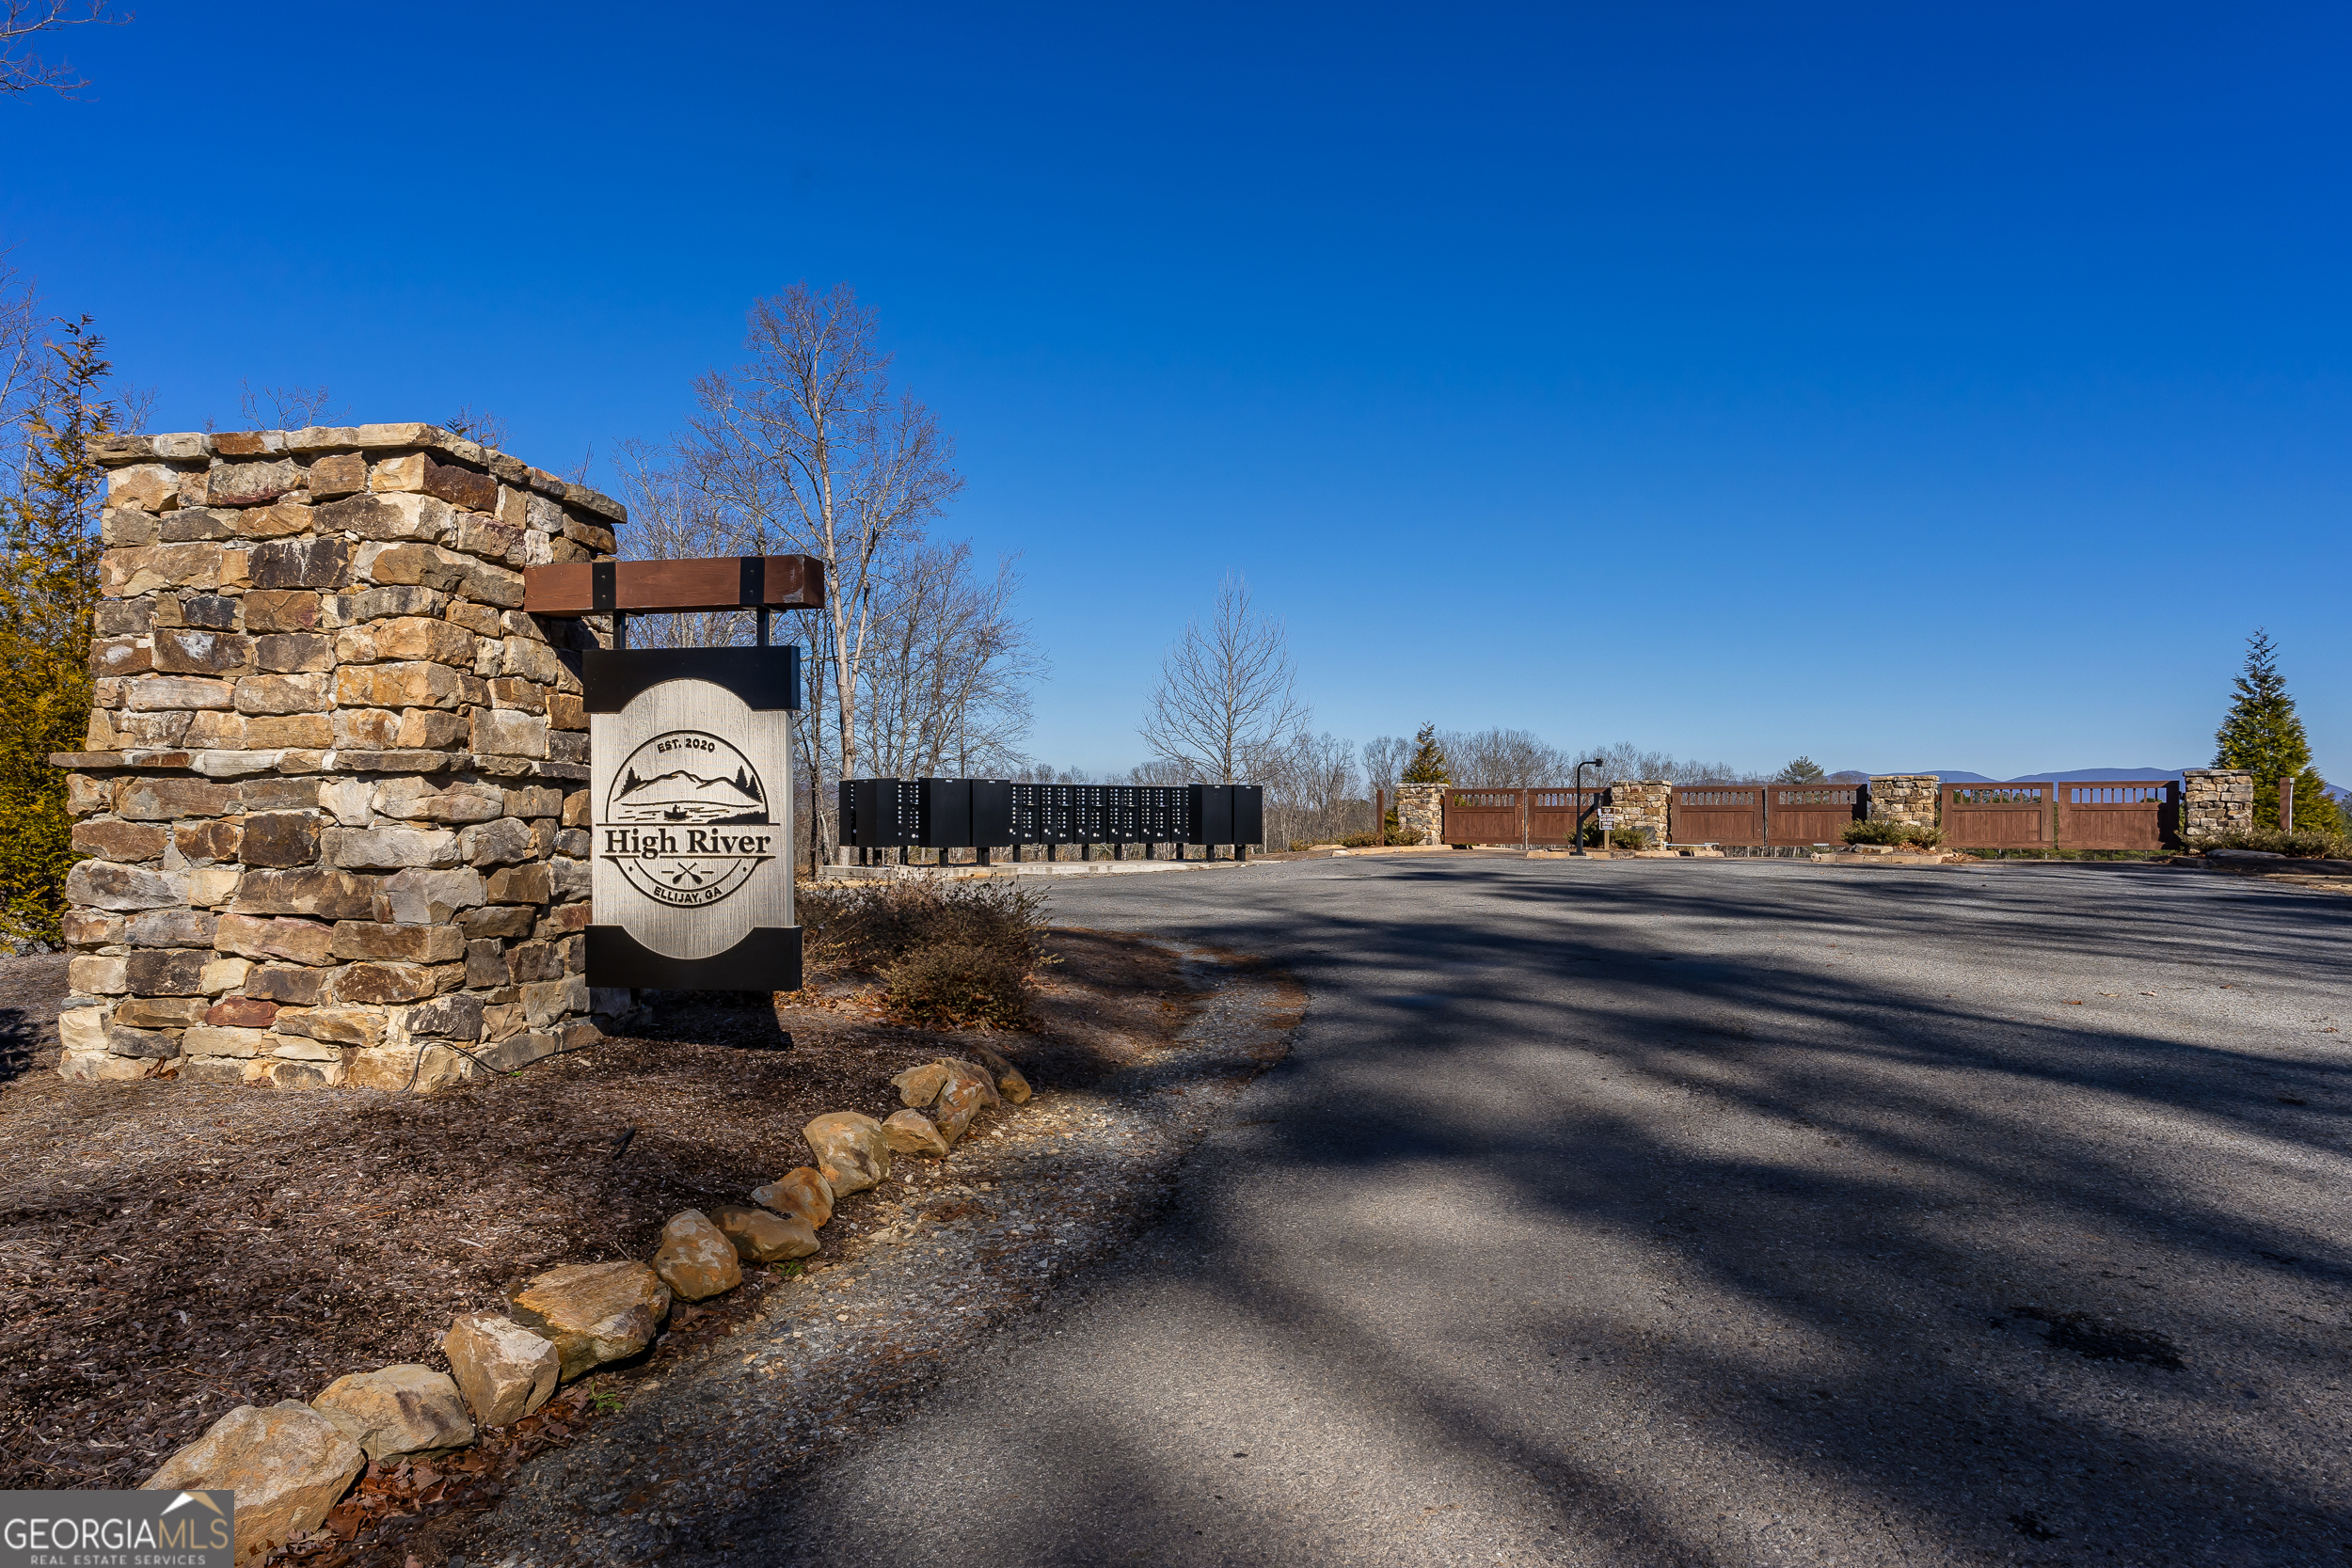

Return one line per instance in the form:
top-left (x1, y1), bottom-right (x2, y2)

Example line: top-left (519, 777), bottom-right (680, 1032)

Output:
top-left (1396, 784), bottom-right (1444, 846)
top-left (2181, 768), bottom-right (2254, 842)
top-left (1867, 775), bottom-right (1940, 831)
top-left (56, 424), bottom-right (627, 1089)
top-left (1607, 780), bottom-right (1671, 846)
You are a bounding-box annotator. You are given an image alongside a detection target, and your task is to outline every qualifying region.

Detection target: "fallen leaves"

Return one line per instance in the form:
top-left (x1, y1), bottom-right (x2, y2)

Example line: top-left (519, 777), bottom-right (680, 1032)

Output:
top-left (279, 1390), bottom-right (596, 1564)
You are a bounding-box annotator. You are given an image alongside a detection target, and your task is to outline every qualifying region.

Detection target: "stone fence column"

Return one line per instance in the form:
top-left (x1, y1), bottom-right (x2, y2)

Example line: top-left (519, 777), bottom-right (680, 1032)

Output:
top-left (55, 423), bottom-right (626, 1089)
top-left (1395, 784), bottom-right (1445, 846)
top-left (1867, 775), bottom-right (1940, 831)
top-left (1607, 780), bottom-right (1671, 846)
top-left (2180, 768), bottom-right (2253, 842)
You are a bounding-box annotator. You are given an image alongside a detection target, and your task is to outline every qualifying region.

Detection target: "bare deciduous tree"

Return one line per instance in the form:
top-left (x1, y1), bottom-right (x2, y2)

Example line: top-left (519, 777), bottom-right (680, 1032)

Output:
top-left (1140, 577), bottom-right (1307, 784)
top-left (1258, 730), bottom-right (1365, 847)
top-left (0, 258), bottom-right (38, 494)
top-left (608, 436), bottom-right (754, 650)
top-left (246, 381), bottom-right (342, 429)
top-left (860, 541), bottom-right (1040, 779)
top-left (1360, 735), bottom-right (1409, 801)
top-left (2, 1), bottom-right (127, 98)
top-left (685, 282), bottom-right (963, 784)
top-left (442, 404), bottom-right (511, 450)
top-left (1584, 741), bottom-right (1742, 784)
top-left (1438, 727), bottom-right (1577, 787)
top-left (205, 379), bottom-right (344, 434)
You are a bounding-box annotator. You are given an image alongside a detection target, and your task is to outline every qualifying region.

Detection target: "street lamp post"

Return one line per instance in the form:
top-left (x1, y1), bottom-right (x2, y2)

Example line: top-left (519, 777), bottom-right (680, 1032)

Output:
top-left (1572, 756), bottom-right (1604, 856)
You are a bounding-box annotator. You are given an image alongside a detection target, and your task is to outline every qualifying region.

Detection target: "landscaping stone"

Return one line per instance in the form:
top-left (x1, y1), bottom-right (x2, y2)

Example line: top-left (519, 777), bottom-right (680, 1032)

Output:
top-left (890, 1057), bottom-right (1002, 1140)
top-left (882, 1108), bottom-right (953, 1158)
top-left (310, 1364), bottom-right (474, 1461)
top-left (707, 1202), bottom-right (821, 1262)
top-left (507, 1261), bottom-right (672, 1380)
top-left (892, 1061), bottom-right (951, 1107)
top-left (653, 1209), bottom-right (743, 1301)
top-left (142, 1401), bottom-right (364, 1564)
top-left (803, 1111), bottom-right (892, 1196)
top-left (439, 1313), bottom-right (561, 1427)
top-left (751, 1165), bottom-right (834, 1229)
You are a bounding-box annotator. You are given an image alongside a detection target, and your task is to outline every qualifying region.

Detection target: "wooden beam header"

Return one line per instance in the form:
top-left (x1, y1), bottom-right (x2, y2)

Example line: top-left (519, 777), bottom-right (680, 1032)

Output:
top-left (523, 555), bottom-right (825, 615)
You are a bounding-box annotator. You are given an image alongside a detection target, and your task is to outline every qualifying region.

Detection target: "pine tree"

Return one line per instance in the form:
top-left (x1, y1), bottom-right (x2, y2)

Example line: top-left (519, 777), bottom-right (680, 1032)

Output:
top-left (2213, 628), bottom-right (2337, 834)
top-left (1401, 722), bottom-right (1451, 784)
top-left (1774, 756), bottom-right (1825, 784)
top-left (0, 317), bottom-right (112, 942)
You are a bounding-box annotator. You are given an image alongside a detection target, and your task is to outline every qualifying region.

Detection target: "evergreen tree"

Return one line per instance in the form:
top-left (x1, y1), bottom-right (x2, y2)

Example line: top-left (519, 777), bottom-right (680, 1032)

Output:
top-left (1401, 722), bottom-right (1451, 784)
top-left (0, 316), bottom-right (112, 941)
top-left (1774, 755), bottom-right (1825, 784)
top-left (2214, 628), bottom-right (2337, 834)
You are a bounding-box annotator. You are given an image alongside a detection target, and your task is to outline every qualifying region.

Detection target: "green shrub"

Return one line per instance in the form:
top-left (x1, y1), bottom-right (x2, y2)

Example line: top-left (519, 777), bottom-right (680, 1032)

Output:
top-left (1903, 824), bottom-right (1944, 848)
top-left (881, 943), bottom-right (1033, 1030)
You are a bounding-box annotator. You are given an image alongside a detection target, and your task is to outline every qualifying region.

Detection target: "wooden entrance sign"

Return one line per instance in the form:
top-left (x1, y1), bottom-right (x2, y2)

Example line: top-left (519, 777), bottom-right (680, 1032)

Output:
top-left (523, 556), bottom-right (824, 615)
top-left (524, 556), bottom-right (824, 992)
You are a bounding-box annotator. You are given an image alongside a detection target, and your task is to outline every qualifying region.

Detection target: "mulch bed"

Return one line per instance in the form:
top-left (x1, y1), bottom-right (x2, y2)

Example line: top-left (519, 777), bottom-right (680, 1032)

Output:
top-left (0, 929), bottom-right (1199, 1494)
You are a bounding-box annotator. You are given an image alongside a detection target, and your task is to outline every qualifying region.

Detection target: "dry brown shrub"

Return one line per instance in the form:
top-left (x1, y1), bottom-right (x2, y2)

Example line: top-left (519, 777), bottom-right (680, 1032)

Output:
top-left (880, 942), bottom-right (1034, 1030)
top-left (798, 880), bottom-right (1051, 1030)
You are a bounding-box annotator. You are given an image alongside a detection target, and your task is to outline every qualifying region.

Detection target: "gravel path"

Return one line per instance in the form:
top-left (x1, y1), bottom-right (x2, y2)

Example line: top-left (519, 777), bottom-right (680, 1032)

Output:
top-left (464, 942), bottom-right (1301, 1565)
top-left (495, 858), bottom-right (2349, 1566)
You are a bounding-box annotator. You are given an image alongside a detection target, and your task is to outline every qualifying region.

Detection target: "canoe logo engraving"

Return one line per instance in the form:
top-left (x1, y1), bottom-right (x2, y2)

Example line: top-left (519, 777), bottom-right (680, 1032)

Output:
top-left (600, 729), bottom-right (777, 909)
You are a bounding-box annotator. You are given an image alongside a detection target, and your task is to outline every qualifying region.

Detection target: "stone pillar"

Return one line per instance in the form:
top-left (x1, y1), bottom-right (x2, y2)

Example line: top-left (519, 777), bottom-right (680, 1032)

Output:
top-left (2181, 768), bottom-right (2253, 842)
top-left (1867, 775), bottom-right (1940, 831)
top-left (55, 423), bottom-right (624, 1089)
top-left (1606, 780), bottom-right (1671, 846)
top-left (1395, 784), bottom-right (1445, 846)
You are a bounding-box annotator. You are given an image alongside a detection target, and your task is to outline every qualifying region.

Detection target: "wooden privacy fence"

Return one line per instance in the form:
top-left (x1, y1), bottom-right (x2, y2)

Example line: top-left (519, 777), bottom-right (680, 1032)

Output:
top-left (1674, 786), bottom-right (1766, 846)
top-left (1664, 784), bottom-right (1864, 847)
top-left (1440, 787), bottom-right (1604, 847)
top-left (1449, 779), bottom-right (2189, 852)
top-left (1768, 784), bottom-right (1865, 847)
top-left (1944, 780), bottom-right (2178, 852)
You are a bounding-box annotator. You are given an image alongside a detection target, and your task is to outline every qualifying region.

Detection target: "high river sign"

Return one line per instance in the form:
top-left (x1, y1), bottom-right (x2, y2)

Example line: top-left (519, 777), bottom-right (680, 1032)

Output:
top-left (581, 644), bottom-right (804, 991)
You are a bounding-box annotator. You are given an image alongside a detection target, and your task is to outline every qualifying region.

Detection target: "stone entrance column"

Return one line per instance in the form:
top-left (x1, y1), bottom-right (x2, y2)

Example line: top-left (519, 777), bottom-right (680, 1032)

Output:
top-left (1866, 775), bottom-right (1940, 831)
top-left (1395, 784), bottom-right (1445, 846)
top-left (2180, 768), bottom-right (2253, 842)
top-left (54, 425), bottom-right (626, 1088)
top-left (1605, 780), bottom-right (1671, 846)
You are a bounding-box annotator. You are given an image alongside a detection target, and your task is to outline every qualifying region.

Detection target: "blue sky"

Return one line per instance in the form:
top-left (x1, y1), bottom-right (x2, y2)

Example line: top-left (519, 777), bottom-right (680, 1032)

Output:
top-left (7, 3), bottom-right (2347, 781)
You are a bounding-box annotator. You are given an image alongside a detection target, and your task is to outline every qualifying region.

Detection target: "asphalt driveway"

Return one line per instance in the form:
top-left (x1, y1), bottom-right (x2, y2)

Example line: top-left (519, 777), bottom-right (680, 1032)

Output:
top-left (694, 857), bottom-right (2350, 1566)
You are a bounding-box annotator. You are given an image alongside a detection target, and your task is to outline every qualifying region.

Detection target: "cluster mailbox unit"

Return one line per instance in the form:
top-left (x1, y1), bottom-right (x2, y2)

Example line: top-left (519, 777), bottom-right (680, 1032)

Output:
top-left (841, 780), bottom-right (1265, 863)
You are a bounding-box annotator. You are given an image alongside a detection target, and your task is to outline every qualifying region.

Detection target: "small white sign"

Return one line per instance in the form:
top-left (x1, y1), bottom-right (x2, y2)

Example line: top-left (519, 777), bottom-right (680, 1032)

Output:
top-left (1597, 811), bottom-right (1619, 828)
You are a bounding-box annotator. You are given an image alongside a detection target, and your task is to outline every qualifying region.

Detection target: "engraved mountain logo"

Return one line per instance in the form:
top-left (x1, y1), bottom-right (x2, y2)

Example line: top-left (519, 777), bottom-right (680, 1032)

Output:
top-left (601, 730), bottom-right (778, 909)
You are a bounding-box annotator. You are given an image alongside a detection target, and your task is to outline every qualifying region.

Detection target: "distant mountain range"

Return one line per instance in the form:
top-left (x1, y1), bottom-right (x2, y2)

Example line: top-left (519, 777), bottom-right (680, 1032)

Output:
top-left (1889, 768), bottom-right (2185, 784)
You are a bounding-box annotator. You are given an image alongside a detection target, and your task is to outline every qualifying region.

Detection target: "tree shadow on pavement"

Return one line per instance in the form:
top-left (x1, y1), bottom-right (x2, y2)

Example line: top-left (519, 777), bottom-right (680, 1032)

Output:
top-left (714, 861), bottom-right (2352, 1566)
